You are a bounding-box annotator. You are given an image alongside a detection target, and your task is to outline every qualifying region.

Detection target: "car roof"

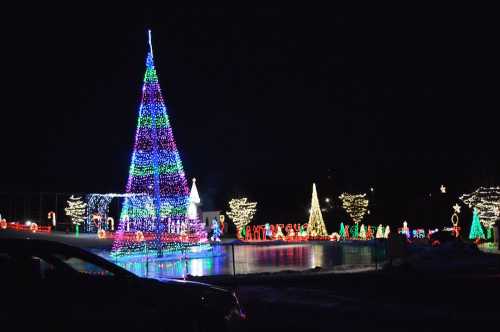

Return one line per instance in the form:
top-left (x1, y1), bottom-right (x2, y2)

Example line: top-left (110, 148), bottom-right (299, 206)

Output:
top-left (0, 238), bottom-right (136, 277)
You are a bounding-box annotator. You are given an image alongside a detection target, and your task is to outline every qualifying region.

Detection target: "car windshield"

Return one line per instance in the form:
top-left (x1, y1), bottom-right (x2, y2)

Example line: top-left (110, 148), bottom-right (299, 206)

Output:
top-left (53, 253), bottom-right (115, 276)
top-left (47, 248), bottom-right (135, 278)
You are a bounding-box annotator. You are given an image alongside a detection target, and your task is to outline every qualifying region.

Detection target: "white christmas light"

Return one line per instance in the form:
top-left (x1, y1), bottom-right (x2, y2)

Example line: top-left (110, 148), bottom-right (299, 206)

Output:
top-left (339, 193), bottom-right (369, 224)
top-left (65, 195), bottom-right (87, 236)
top-left (226, 198), bottom-right (257, 234)
top-left (460, 187), bottom-right (500, 228)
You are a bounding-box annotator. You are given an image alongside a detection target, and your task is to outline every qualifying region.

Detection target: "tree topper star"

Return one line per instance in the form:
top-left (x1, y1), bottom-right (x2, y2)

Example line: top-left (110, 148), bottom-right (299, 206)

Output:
top-left (453, 204), bottom-right (461, 214)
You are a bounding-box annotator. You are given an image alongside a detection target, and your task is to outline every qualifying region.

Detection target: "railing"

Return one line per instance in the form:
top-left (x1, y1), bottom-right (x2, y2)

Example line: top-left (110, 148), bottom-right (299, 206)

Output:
top-left (3, 221), bottom-right (52, 233)
top-left (105, 239), bottom-right (388, 281)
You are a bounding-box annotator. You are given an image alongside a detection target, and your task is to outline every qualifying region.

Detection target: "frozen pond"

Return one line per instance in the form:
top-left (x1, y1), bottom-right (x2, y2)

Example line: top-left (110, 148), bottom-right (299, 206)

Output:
top-left (94, 242), bottom-right (386, 280)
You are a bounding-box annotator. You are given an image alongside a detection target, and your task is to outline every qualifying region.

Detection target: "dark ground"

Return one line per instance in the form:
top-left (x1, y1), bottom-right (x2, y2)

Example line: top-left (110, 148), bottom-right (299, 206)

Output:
top-left (2, 229), bottom-right (500, 330)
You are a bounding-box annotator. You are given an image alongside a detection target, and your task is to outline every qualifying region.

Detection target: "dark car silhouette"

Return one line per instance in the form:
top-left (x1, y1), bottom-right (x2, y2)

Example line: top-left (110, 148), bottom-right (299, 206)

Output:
top-left (0, 238), bottom-right (245, 331)
top-left (428, 230), bottom-right (457, 246)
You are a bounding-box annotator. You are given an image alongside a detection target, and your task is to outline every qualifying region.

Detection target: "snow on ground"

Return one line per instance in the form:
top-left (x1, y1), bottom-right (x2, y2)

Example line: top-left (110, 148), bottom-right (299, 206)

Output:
top-left (400, 241), bottom-right (500, 273)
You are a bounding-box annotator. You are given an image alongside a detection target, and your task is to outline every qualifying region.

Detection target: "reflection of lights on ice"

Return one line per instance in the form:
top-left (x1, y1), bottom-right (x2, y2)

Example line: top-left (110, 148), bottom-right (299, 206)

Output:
top-left (190, 259), bottom-right (203, 276)
top-left (309, 245), bottom-right (323, 269)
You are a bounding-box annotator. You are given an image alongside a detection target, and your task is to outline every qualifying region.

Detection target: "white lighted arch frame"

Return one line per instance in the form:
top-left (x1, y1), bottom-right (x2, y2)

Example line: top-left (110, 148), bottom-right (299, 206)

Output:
top-left (460, 187), bottom-right (500, 229)
top-left (451, 213), bottom-right (459, 226)
top-left (85, 193), bottom-right (147, 232)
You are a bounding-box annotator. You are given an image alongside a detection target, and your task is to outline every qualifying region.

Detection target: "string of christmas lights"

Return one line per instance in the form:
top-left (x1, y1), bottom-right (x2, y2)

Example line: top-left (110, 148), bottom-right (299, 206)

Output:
top-left (226, 198), bottom-right (257, 237)
top-left (339, 193), bottom-right (369, 225)
top-left (65, 195), bottom-right (87, 236)
top-left (460, 187), bottom-right (500, 229)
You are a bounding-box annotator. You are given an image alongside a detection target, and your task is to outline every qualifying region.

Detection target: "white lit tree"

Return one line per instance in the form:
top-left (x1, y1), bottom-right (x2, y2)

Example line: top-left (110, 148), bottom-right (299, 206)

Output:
top-left (65, 195), bottom-right (87, 236)
top-left (376, 224), bottom-right (384, 238)
top-left (186, 178), bottom-right (207, 241)
top-left (339, 193), bottom-right (369, 225)
top-left (226, 198), bottom-right (257, 236)
top-left (306, 183), bottom-right (328, 236)
top-left (187, 178), bottom-right (201, 220)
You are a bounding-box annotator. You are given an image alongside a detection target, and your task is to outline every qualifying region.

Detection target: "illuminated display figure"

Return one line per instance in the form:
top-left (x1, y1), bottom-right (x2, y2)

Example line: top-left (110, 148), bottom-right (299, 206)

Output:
top-left (366, 225), bottom-right (373, 240)
top-left (384, 225), bottom-right (390, 238)
top-left (359, 224), bottom-right (366, 240)
top-left (112, 31), bottom-right (207, 257)
top-left (275, 225), bottom-right (285, 240)
top-left (299, 225), bottom-right (307, 237)
top-left (210, 218), bottom-right (221, 242)
top-left (265, 223), bottom-right (272, 239)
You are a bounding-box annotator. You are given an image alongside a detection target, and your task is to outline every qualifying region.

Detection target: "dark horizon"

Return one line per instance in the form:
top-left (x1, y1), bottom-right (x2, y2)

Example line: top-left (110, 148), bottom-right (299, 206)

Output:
top-left (0, 5), bottom-right (498, 229)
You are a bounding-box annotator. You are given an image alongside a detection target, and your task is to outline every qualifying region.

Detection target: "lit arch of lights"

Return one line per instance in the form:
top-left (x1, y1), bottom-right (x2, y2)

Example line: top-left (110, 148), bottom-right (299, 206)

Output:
top-left (85, 193), bottom-right (147, 233)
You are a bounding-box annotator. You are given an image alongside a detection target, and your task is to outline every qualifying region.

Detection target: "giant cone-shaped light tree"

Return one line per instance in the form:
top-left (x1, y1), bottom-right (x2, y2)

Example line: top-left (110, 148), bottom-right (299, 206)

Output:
top-left (306, 183), bottom-right (328, 236)
top-left (112, 31), bottom-right (205, 257)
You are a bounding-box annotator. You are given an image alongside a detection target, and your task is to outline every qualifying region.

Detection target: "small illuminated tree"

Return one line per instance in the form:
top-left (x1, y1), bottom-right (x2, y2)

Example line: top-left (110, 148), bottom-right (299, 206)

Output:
top-left (186, 178), bottom-right (207, 241)
top-left (469, 208), bottom-right (485, 240)
top-left (376, 224), bottom-right (384, 238)
top-left (65, 195), bottom-right (87, 236)
top-left (350, 223), bottom-right (359, 239)
top-left (339, 222), bottom-right (345, 239)
top-left (306, 183), bottom-right (328, 236)
top-left (187, 178), bottom-right (201, 220)
top-left (339, 193), bottom-right (369, 225)
top-left (226, 198), bottom-right (257, 236)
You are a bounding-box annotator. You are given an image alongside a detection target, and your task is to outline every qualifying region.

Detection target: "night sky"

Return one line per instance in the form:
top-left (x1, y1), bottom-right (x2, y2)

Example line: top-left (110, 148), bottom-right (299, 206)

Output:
top-left (0, 5), bottom-right (498, 228)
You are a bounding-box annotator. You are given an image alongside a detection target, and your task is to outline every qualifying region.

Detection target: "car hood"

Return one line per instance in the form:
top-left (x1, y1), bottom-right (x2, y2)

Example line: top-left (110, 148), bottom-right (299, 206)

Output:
top-left (128, 276), bottom-right (243, 320)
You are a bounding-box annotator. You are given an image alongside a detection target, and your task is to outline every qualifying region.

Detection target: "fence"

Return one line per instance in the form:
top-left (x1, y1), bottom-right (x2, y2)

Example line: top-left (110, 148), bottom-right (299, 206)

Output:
top-left (102, 240), bottom-right (387, 280)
